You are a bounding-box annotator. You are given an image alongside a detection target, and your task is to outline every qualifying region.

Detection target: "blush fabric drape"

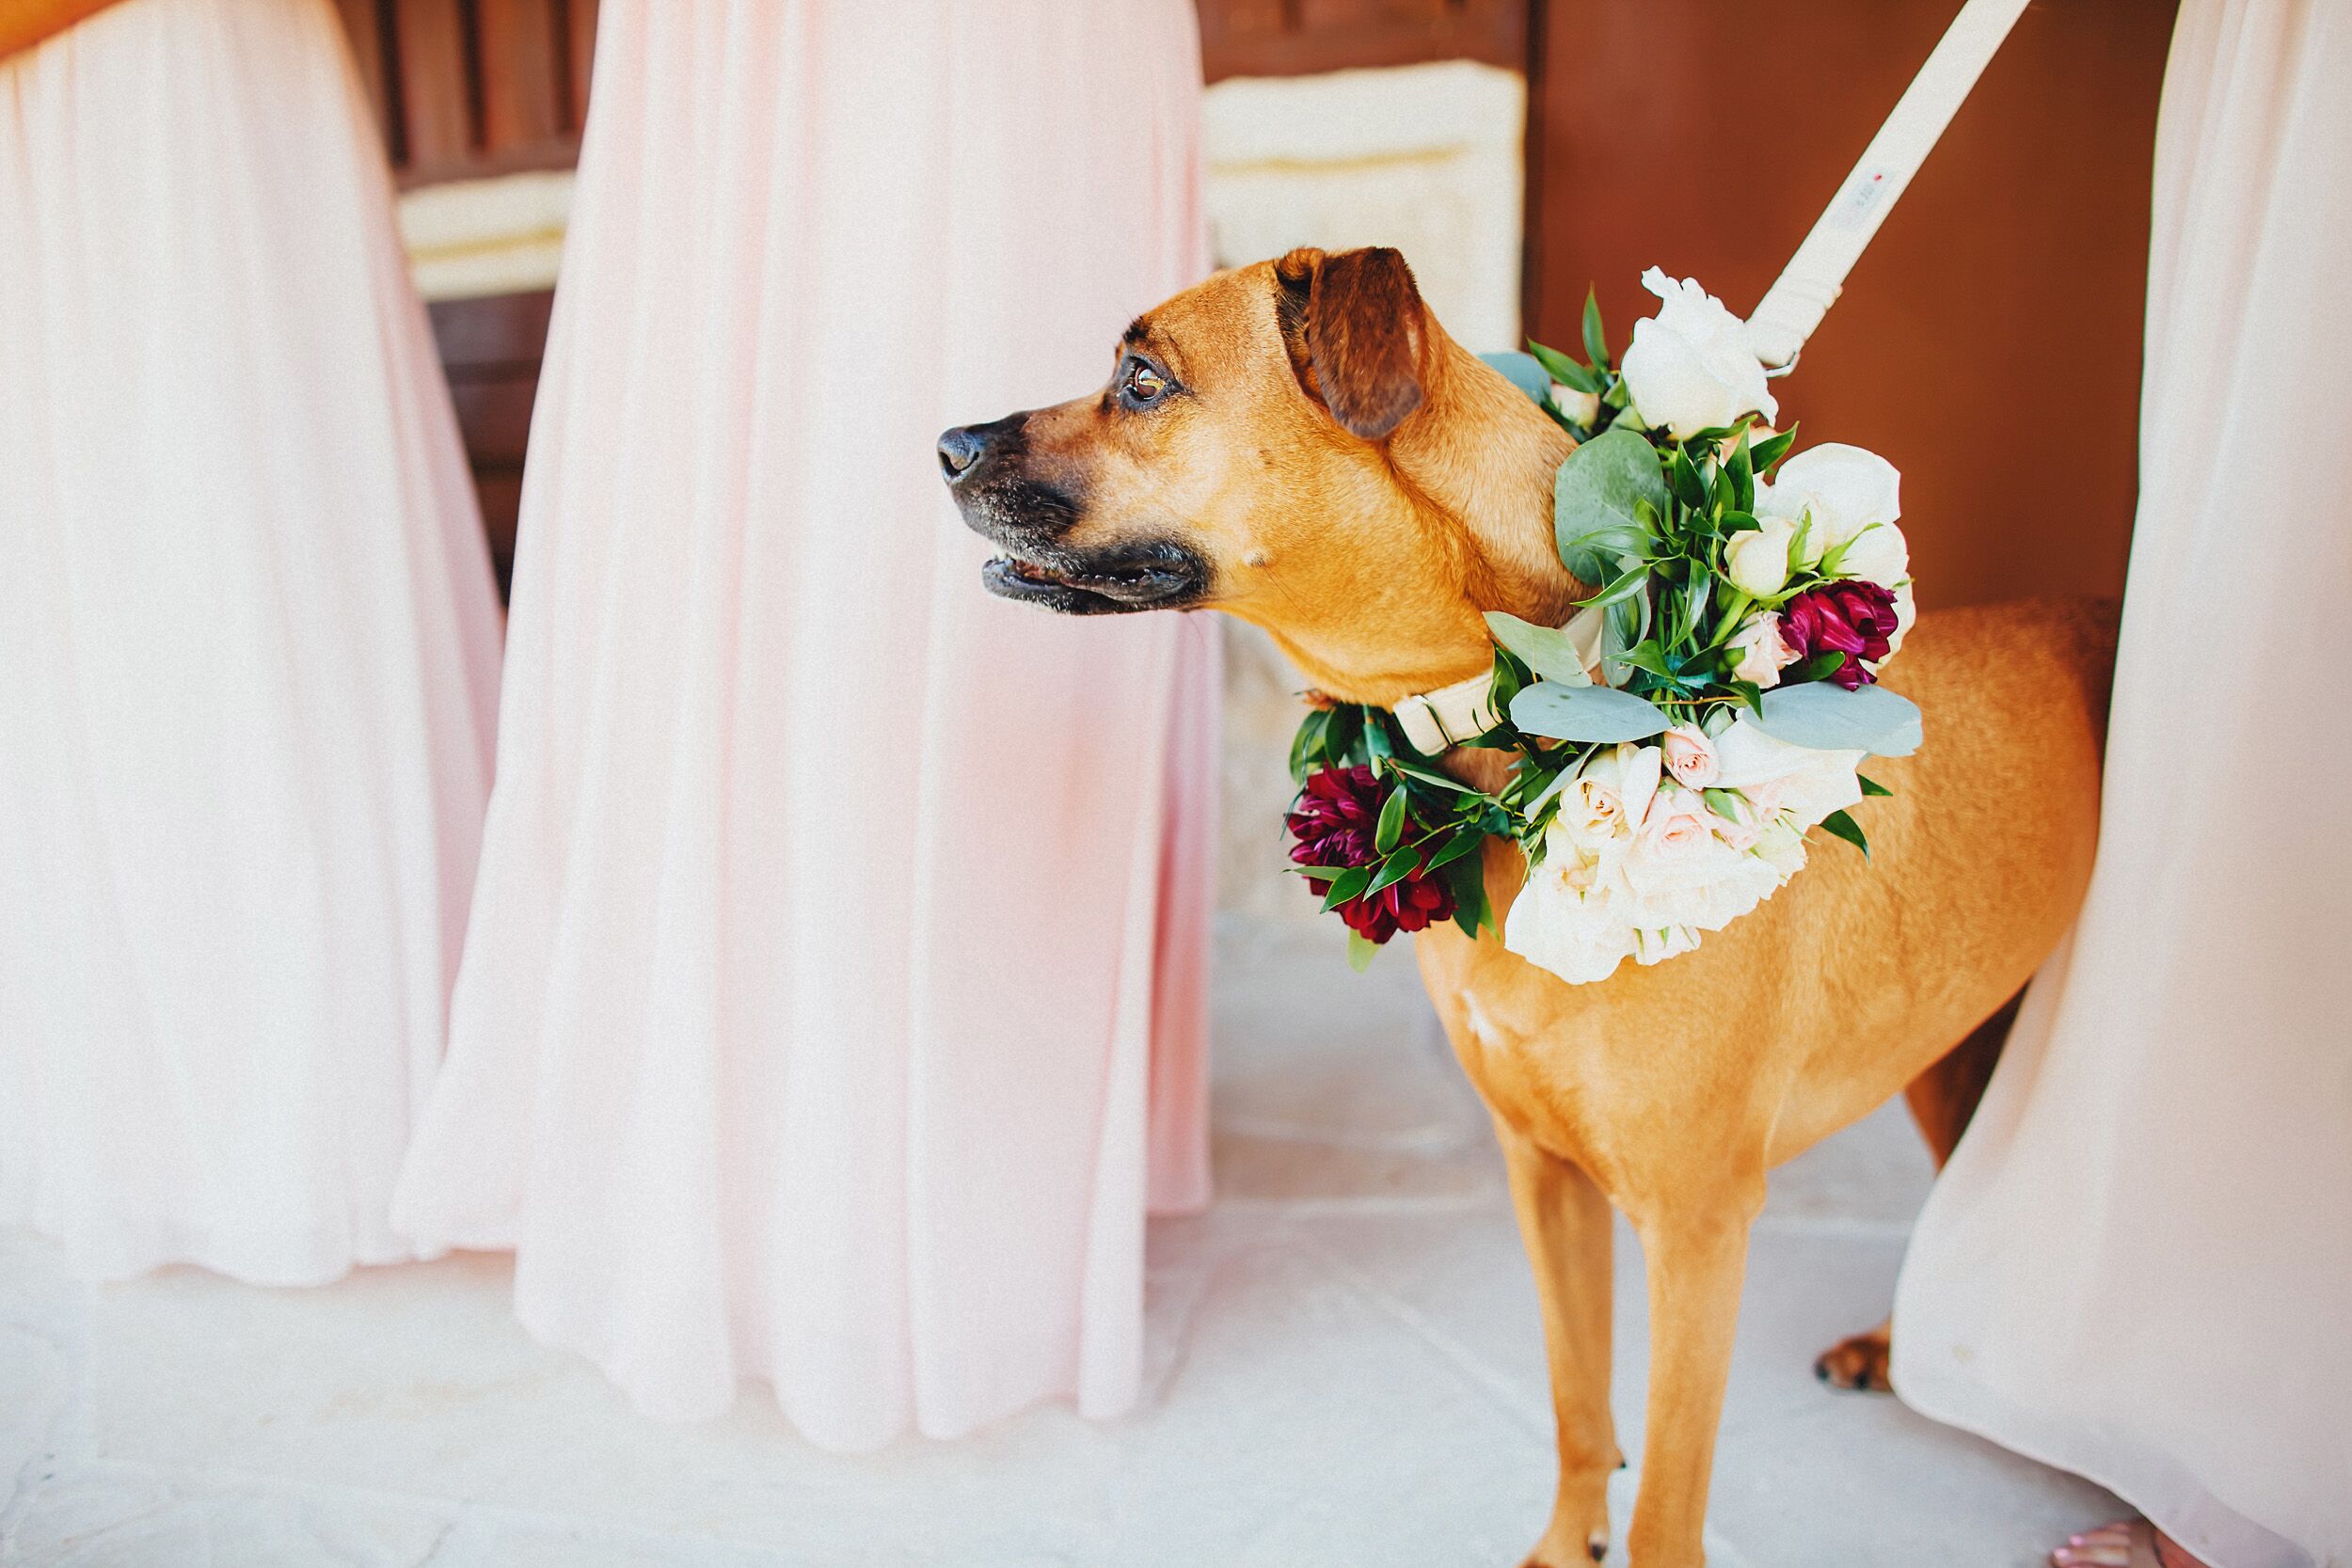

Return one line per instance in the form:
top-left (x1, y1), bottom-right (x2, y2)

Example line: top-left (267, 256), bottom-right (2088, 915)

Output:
top-left (1893, 5), bottom-right (2352, 1563)
top-left (390, 0), bottom-right (1218, 1450)
top-left (0, 0), bottom-right (502, 1283)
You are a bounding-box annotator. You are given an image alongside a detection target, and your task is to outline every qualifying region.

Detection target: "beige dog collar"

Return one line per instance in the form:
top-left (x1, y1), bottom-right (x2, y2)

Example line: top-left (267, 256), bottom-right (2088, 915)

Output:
top-left (1392, 670), bottom-right (1501, 755)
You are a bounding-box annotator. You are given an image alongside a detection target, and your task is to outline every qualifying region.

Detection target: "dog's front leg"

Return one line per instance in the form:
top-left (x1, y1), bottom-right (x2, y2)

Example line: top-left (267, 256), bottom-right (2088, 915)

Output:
top-left (1623, 1189), bottom-right (1761, 1568)
top-left (1496, 1120), bottom-right (1618, 1567)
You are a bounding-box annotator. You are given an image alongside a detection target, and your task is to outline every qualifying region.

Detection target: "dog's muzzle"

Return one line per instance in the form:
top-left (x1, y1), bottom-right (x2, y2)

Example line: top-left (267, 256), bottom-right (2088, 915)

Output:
top-left (938, 414), bottom-right (1209, 615)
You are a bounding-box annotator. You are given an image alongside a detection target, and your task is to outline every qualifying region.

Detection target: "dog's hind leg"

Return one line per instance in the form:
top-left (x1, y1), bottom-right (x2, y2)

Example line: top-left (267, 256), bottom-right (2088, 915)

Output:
top-left (1497, 1121), bottom-right (1619, 1567)
top-left (1623, 1181), bottom-right (1764, 1568)
top-left (1816, 987), bottom-right (2024, 1392)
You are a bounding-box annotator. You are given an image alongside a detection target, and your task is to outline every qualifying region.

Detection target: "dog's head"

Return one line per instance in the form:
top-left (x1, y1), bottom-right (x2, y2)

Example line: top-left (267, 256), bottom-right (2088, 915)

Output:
top-left (940, 247), bottom-right (1579, 705)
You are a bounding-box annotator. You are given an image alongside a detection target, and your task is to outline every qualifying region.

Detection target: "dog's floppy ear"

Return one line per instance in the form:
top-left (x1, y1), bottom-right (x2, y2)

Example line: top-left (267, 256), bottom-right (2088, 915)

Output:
top-left (1274, 246), bottom-right (1427, 441)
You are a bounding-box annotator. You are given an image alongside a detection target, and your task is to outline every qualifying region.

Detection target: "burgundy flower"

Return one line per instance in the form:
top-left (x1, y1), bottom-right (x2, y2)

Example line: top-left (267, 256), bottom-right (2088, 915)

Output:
top-left (1285, 765), bottom-right (1384, 874)
top-left (1780, 579), bottom-right (1899, 689)
top-left (1338, 874), bottom-right (1457, 944)
top-left (1286, 766), bottom-right (1459, 944)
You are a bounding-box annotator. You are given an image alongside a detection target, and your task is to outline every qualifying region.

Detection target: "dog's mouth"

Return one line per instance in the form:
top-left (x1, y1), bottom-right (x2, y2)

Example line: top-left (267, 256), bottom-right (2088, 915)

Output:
top-left (980, 542), bottom-right (1208, 615)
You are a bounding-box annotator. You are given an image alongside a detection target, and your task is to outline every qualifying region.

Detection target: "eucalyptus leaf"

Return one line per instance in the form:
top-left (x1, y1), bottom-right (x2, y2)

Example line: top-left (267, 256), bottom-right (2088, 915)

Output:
top-left (1486, 611), bottom-right (1594, 688)
top-left (1553, 428), bottom-right (1669, 583)
top-left (1479, 351), bottom-right (1550, 406)
top-left (1754, 682), bottom-right (1924, 756)
top-left (1509, 681), bottom-right (1672, 743)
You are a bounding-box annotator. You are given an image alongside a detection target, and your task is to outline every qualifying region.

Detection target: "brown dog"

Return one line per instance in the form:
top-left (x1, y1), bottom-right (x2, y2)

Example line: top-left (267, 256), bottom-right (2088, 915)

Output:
top-left (940, 247), bottom-right (2113, 1567)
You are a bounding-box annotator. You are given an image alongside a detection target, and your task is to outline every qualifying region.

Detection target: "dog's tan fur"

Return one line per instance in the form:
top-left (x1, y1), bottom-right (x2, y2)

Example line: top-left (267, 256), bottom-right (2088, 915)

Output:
top-left (946, 249), bottom-right (2113, 1566)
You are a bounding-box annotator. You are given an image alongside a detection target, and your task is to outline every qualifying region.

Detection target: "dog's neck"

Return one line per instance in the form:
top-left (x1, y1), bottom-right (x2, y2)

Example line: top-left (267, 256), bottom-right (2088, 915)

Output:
top-left (1247, 335), bottom-right (1581, 711)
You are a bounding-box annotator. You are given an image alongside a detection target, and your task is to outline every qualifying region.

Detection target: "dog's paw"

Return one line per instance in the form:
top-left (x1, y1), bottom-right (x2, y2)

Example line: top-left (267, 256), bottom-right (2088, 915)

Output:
top-left (1519, 1531), bottom-right (1609, 1567)
top-left (1522, 1478), bottom-right (1613, 1565)
top-left (1814, 1323), bottom-right (1893, 1393)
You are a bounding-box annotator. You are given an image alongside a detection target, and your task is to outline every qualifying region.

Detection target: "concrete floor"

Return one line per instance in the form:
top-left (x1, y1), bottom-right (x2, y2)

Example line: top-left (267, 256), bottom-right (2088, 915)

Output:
top-left (0, 918), bottom-right (2119, 1566)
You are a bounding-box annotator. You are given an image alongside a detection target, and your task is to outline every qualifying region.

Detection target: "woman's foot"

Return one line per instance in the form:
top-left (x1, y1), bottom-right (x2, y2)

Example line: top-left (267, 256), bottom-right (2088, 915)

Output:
top-left (2052, 1520), bottom-right (2212, 1568)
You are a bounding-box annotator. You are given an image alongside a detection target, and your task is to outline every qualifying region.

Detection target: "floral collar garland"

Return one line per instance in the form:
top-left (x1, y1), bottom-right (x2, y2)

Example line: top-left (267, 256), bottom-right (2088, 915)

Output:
top-left (1286, 269), bottom-right (1924, 981)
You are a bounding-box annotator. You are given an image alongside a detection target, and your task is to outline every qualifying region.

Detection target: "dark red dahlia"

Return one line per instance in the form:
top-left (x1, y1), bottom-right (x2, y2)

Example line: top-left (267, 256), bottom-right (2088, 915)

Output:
top-left (1285, 766), bottom-right (1458, 944)
top-left (1780, 579), bottom-right (1899, 689)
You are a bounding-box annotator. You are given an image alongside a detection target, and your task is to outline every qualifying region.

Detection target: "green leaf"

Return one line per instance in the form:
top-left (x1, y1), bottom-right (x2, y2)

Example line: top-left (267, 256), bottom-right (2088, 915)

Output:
top-left (1323, 705), bottom-right (1364, 767)
top-left (1478, 351), bottom-right (1550, 406)
top-left (1485, 610), bottom-right (1595, 688)
top-left (1702, 787), bottom-right (1745, 823)
top-left (1445, 849), bottom-right (1490, 938)
top-left (1681, 571), bottom-right (1711, 641)
top-left (1726, 429), bottom-right (1756, 514)
top-left (1750, 425), bottom-right (1798, 472)
top-left (1668, 448), bottom-right (1708, 509)
top-left (1385, 758), bottom-right (1479, 792)
top-left (1424, 828), bottom-right (1487, 875)
top-left (1574, 566), bottom-right (1649, 611)
top-left (1553, 428), bottom-right (1671, 584)
top-left (1858, 774), bottom-right (1894, 798)
top-left (1318, 864), bottom-right (1374, 911)
top-left (1288, 707), bottom-right (1329, 783)
top-left (1365, 844), bottom-right (1422, 898)
top-left (1817, 809), bottom-right (1870, 858)
top-left (1509, 681), bottom-right (1672, 743)
top-left (1528, 341), bottom-right (1600, 394)
top-left (1347, 929), bottom-right (1379, 972)
top-left (1788, 652), bottom-right (1847, 686)
top-left (1754, 682), bottom-right (1924, 756)
top-left (1581, 288), bottom-right (1609, 369)
top-left (1374, 785), bottom-right (1409, 855)
top-left (1286, 863), bottom-right (1354, 879)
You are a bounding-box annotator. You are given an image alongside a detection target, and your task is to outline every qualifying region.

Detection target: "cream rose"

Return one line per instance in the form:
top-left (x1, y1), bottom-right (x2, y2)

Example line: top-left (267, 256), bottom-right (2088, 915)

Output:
top-left (1660, 724), bottom-right (1719, 788)
top-left (1550, 382), bottom-right (1602, 428)
top-left (1727, 612), bottom-right (1798, 688)
top-left (1619, 268), bottom-right (1778, 439)
top-left (1724, 515), bottom-right (1796, 598)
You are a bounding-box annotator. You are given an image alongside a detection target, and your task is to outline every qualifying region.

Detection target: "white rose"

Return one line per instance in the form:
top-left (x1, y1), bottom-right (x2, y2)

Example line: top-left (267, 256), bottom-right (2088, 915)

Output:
top-left (1631, 925), bottom-right (1701, 967)
top-left (1727, 612), bottom-right (1797, 688)
top-left (1882, 581), bottom-right (1918, 661)
top-left (1757, 443), bottom-right (1901, 567)
top-left (1504, 849), bottom-right (1637, 985)
top-left (1833, 522), bottom-right (1910, 589)
top-left (1619, 268), bottom-right (1778, 439)
top-left (1724, 515), bottom-right (1796, 598)
top-left (1711, 717), bottom-right (1865, 831)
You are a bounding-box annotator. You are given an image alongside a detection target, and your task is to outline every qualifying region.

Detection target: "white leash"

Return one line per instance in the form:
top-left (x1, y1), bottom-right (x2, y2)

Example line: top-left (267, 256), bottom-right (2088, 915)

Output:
top-left (1402, 0), bottom-right (2035, 756)
top-left (1743, 0), bottom-right (2035, 369)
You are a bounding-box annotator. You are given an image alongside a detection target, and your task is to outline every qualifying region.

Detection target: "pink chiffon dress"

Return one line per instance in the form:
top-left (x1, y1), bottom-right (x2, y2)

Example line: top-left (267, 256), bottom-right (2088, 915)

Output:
top-left (390, 0), bottom-right (1219, 1450)
top-left (1893, 4), bottom-right (2352, 1562)
top-left (0, 0), bottom-right (503, 1284)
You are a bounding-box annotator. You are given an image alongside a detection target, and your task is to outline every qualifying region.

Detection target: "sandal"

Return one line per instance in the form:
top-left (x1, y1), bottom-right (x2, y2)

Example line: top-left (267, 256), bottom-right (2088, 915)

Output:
top-left (2052, 1519), bottom-right (2206, 1568)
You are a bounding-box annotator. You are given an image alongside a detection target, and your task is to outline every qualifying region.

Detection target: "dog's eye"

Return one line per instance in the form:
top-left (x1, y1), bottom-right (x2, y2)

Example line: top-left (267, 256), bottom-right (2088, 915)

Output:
top-left (1120, 357), bottom-right (1169, 407)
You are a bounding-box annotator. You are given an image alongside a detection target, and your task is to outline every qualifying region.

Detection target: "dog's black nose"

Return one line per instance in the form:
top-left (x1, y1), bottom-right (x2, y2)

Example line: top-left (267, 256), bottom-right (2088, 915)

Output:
top-left (937, 426), bottom-right (988, 482)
